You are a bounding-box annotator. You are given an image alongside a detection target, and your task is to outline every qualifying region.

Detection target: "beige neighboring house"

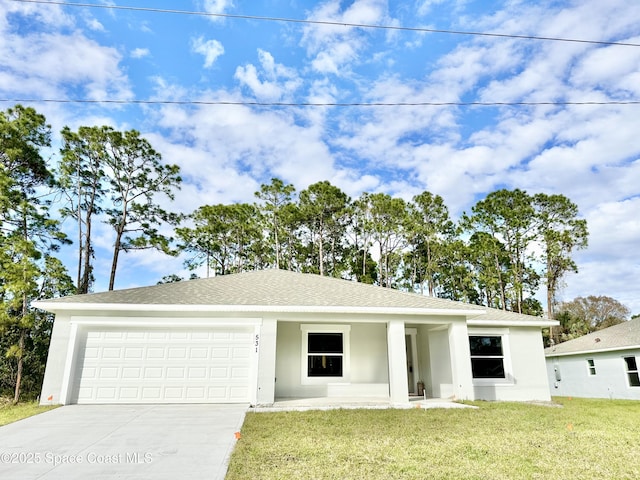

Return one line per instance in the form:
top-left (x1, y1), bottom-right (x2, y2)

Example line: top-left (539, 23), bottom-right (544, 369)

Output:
top-left (35, 270), bottom-right (555, 406)
top-left (545, 317), bottom-right (640, 399)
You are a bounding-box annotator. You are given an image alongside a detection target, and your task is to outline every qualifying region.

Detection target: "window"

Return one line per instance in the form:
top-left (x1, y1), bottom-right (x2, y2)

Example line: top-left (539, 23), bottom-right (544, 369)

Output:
top-left (624, 356), bottom-right (640, 387)
top-left (587, 359), bottom-right (596, 375)
top-left (469, 335), bottom-right (505, 379)
top-left (307, 333), bottom-right (343, 377)
top-left (301, 325), bottom-right (350, 384)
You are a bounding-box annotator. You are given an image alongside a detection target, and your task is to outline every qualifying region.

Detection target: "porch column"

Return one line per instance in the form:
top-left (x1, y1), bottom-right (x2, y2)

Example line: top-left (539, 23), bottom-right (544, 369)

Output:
top-left (255, 318), bottom-right (277, 406)
top-left (387, 319), bottom-right (409, 405)
top-left (448, 321), bottom-right (474, 400)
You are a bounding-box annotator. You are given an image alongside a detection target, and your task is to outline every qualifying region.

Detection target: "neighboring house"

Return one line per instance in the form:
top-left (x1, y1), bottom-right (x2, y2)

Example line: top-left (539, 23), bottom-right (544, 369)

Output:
top-left (35, 270), bottom-right (555, 406)
top-left (545, 318), bottom-right (640, 400)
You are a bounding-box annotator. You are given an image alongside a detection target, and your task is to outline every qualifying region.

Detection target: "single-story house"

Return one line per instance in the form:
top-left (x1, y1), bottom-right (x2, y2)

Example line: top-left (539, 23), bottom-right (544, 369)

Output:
top-left (545, 317), bottom-right (640, 400)
top-left (35, 270), bottom-right (556, 406)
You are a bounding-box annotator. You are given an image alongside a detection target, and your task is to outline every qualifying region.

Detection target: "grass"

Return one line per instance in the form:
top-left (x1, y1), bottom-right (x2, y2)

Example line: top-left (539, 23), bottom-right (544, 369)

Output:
top-left (0, 398), bottom-right (59, 427)
top-left (226, 398), bottom-right (640, 480)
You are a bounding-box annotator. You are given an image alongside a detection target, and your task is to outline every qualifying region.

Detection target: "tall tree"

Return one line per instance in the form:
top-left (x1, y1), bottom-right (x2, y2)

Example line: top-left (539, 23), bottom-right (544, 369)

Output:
top-left (466, 231), bottom-right (510, 309)
top-left (255, 178), bottom-right (296, 269)
top-left (0, 105), bottom-right (69, 402)
top-left (405, 191), bottom-right (454, 296)
top-left (463, 189), bottom-right (537, 313)
top-left (298, 181), bottom-right (350, 277)
top-left (533, 193), bottom-right (588, 321)
top-left (58, 126), bottom-right (108, 294)
top-left (101, 128), bottom-right (181, 290)
top-left (347, 192), bottom-right (376, 283)
top-left (367, 193), bottom-right (407, 288)
top-left (177, 203), bottom-right (261, 276)
top-left (435, 239), bottom-right (479, 304)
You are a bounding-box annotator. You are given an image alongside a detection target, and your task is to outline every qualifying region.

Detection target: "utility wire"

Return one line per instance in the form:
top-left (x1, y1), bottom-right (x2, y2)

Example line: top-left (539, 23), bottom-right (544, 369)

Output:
top-left (2, 98), bottom-right (639, 107)
top-left (11, 0), bottom-right (640, 48)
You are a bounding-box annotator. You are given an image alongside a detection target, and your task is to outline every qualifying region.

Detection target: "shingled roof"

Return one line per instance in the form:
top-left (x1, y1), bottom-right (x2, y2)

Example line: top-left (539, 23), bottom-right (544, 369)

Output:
top-left (34, 269), bottom-right (552, 324)
top-left (545, 317), bottom-right (640, 356)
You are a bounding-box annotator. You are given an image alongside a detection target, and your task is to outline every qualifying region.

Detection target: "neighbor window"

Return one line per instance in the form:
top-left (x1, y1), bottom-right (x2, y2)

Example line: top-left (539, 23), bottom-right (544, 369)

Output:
top-left (624, 356), bottom-right (640, 387)
top-left (587, 359), bottom-right (596, 375)
top-left (469, 335), bottom-right (505, 379)
top-left (301, 325), bottom-right (350, 384)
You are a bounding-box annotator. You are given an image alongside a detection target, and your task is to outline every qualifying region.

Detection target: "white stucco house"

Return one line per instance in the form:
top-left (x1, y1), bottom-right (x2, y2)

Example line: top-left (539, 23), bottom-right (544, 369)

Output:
top-left (545, 318), bottom-right (640, 400)
top-left (35, 270), bottom-right (555, 406)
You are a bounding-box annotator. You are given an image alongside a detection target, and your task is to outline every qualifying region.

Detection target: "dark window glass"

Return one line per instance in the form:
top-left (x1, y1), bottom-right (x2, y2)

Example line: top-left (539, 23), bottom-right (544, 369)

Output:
top-left (308, 333), bottom-right (343, 354)
top-left (469, 336), bottom-right (503, 356)
top-left (624, 357), bottom-right (639, 387)
top-left (624, 356), bottom-right (637, 371)
top-left (471, 358), bottom-right (506, 379)
top-left (308, 355), bottom-right (343, 377)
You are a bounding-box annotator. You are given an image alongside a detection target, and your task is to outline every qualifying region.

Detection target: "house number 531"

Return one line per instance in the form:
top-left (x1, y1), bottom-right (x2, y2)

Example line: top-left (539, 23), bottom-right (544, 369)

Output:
top-left (255, 334), bottom-right (260, 353)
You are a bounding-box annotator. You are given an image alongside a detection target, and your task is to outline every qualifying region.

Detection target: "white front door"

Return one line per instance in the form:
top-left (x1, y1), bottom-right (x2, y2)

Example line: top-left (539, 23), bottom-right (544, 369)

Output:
top-left (405, 328), bottom-right (419, 395)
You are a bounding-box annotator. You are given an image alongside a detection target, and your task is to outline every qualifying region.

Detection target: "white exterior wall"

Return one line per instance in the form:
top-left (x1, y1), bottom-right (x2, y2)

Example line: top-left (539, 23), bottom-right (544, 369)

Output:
top-left (427, 328), bottom-right (453, 398)
top-left (274, 321), bottom-right (389, 399)
top-left (471, 327), bottom-right (551, 401)
top-left (387, 320), bottom-right (408, 404)
top-left (255, 317), bottom-right (277, 405)
top-left (546, 350), bottom-right (640, 400)
top-left (40, 313), bottom-right (73, 405)
top-left (416, 325), bottom-right (432, 397)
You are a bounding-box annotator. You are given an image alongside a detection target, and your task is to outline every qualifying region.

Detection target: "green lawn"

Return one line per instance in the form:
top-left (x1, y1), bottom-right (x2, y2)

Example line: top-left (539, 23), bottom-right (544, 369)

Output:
top-left (0, 399), bottom-right (59, 427)
top-left (226, 398), bottom-right (640, 480)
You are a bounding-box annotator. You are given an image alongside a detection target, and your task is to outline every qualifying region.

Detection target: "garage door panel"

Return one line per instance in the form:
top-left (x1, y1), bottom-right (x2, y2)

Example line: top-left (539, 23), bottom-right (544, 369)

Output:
top-left (72, 327), bottom-right (253, 404)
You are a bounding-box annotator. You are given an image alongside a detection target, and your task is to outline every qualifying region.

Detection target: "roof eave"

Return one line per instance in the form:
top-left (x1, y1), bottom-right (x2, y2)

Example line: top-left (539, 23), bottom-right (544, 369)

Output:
top-left (32, 300), bottom-right (484, 317)
top-left (468, 318), bottom-right (558, 328)
top-left (545, 345), bottom-right (640, 357)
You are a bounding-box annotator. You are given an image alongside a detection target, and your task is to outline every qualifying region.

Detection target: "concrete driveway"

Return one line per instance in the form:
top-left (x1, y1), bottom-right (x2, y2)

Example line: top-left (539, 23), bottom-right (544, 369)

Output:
top-left (0, 404), bottom-right (247, 480)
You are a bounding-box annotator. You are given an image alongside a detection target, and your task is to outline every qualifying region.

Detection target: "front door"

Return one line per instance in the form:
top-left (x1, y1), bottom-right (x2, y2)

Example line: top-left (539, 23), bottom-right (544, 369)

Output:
top-left (405, 329), bottom-right (419, 395)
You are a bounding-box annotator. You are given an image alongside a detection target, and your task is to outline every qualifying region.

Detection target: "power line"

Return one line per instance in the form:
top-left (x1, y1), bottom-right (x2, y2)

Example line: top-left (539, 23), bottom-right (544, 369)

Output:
top-left (2, 98), bottom-right (639, 107)
top-left (12, 0), bottom-right (640, 48)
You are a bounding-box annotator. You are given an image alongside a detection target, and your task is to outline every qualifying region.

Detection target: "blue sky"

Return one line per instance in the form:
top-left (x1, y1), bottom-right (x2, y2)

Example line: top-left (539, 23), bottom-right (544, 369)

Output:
top-left (1, 0), bottom-right (639, 314)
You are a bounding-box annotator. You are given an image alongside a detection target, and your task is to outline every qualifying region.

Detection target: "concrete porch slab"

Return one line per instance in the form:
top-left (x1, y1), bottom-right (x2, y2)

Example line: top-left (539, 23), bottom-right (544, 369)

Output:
top-left (251, 397), bottom-right (477, 412)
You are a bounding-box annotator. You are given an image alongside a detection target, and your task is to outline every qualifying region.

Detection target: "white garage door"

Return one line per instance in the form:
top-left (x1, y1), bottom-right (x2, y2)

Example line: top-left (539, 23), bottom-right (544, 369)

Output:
top-left (72, 327), bottom-right (253, 404)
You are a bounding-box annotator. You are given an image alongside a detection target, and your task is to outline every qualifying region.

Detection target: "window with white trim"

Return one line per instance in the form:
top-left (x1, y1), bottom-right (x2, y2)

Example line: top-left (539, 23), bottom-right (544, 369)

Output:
top-left (301, 325), bottom-right (350, 384)
top-left (587, 358), bottom-right (596, 375)
top-left (308, 333), bottom-right (343, 377)
top-left (469, 335), bottom-right (506, 379)
top-left (624, 356), bottom-right (640, 387)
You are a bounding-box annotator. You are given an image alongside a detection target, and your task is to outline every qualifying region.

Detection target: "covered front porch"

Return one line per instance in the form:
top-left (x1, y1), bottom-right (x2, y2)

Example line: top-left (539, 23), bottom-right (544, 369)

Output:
top-left (268, 317), bottom-right (474, 406)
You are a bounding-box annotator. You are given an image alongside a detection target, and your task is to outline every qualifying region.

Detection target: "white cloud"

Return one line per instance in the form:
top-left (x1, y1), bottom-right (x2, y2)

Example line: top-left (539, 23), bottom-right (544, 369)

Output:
top-left (0, 24), bottom-right (132, 100)
top-left (131, 48), bottom-right (150, 59)
top-left (85, 17), bottom-right (105, 32)
top-left (191, 37), bottom-right (224, 68)
top-left (302, 0), bottom-right (391, 75)
top-left (201, 0), bottom-right (233, 20)
top-left (234, 49), bottom-right (301, 101)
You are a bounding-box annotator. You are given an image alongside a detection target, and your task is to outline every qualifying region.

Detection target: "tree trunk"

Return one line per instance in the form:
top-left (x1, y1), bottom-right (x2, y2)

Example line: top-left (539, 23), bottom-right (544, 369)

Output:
top-left (493, 251), bottom-right (506, 310)
top-left (109, 223), bottom-right (124, 291)
top-left (79, 218), bottom-right (93, 294)
top-left (546, 250), bottom-right (556, 343)
top-left (13, 330), bottom-right (25, 404)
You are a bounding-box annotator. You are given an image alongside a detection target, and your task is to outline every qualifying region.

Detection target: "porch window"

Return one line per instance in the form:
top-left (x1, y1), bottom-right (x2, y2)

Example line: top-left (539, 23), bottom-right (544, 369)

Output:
top-left (469, 335), bottom-right (505, 379)
top-left (624, 356), bottom-right (640, 387)
top-left (308, 333), bottom-right (343, 377)
top-left (301, 325), bottom-right (350, 384)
